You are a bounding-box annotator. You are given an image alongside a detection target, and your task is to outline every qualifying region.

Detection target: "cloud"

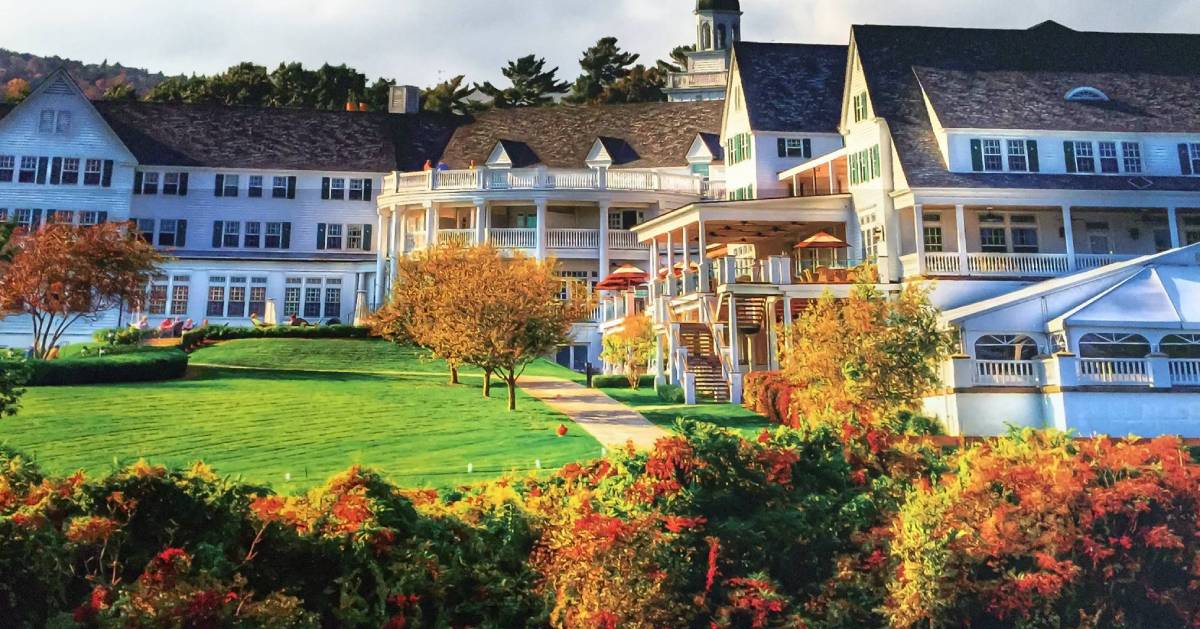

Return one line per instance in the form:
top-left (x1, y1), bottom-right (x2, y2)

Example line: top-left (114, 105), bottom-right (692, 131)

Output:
top-left (4, 0), bottom-right (1199, 88)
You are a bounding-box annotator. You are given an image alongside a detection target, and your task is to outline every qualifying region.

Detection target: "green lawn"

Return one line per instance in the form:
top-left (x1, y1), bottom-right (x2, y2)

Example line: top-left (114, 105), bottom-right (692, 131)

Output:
top-left (600, 386), bottom-right (772, 437)
top-left (0, 339), bottom-right (602, 490)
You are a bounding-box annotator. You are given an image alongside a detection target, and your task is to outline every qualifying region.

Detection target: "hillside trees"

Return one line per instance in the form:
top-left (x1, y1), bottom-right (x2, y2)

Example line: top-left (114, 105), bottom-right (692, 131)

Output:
top-left (568, 36), bottom-right (641, 104)
top-left (0, 223), bottom-right (163, 358)
top-left (477, 54), bottom-right (569, 107)
top-left (421, 75), bottom-right (478, 115)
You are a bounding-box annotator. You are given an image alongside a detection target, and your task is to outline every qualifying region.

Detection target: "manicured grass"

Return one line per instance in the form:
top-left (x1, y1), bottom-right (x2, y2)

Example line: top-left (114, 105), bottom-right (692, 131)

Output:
top-left (0, 339), bottom-right (602, 490)
top-left (600, 386), bottom-right (772, 437)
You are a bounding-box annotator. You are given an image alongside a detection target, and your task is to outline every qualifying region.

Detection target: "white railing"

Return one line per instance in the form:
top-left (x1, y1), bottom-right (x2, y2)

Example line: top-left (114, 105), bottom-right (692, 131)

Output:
top-left (383, 166), bottom-right (707, 197)
top-left (547, 229), bottom-right (599, 249)
top-left (968, 253), bottom-right (1070, 276)
top-left (546, 169), bottom-right (599, 189)
top-left (1169, 359), bottom-right (1200, 385)
top-left (732, 258), bottom-right (769, 283)
top-left (658, 172), bottom-right (703, 194)
top-left (394, 171), bottom-right (431, 192)
top-left (489, 168), bottom-right (540, 190)
top-left (1076, 253), bottom-right (1138, 271)
top-left (974, 360), bottom-right (1038, 386)
top-left (606, 170), bottom-right (656, 191)
top-left (609, 229), bottom-right (647, 250)
top-left (1077, 358), bottom-right (1151, 385)
top-left (488, 228), bottom-right (536, 249)
top-left (437, 229), bottom-right (476, 247)
top-left (667, 71), bottom-right (728, 89)
top-left (926, 252), bottom-right (963, 274)
top-left (702, 180), bottom-right (726, 200)
top-left (433, 170), bottom-right (481, 190)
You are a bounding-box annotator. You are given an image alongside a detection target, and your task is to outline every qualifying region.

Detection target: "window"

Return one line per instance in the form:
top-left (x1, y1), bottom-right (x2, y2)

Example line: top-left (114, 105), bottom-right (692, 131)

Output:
top-left (980, 227), bottom-right (1007, 253)
top-left (223, 221), bottom-right (240, 248)
top-left (690, 163), bottom-right (710, 177)
top-left (852, 91), bottom-right (868, 122)
top-left (1065, 86), bottom-right (1108, 102)
top-left (84, 159), bottom-right (102, 185)
top-left (46, 210), bottom-right (74, 224)
top-left (1161, 334), bottom-right (1200, 359)
top-left (248, 175), bottom-right (263, 198)
top-left (726, 133), bottom-right (752, 165)
top-left (136, 218), bottom-right (156, 241)
top-left (1007, 140), bottom-right (1028, 172)
top-left (347, 224), bottom-right (363, 250)
top-left (284, 279), bottom-right (302, 316)
top-left (1121, 142), bottom-right (1142, 173)
top-left (244, 222), bottom-right (261, 248)
top-left (61, 158), bottom-right (79, 184)
top-left (1078, 333), bottom-right (1151, 359)
top-left (141, 171), bottom-right (159, 195)
top-left (265, 222), bottom-right (283, 248)
top-left (249, 278), bottom-right (267, 318)
top-left (1011, 226), bottom-right (1039, 253)
top-left (56, 111), bottom-right (71, 133)
top-left (1086, 221), bottom-right (1112, 254)
top-left (556, 271), bottom-right (592, 300)
top-left (981, 139), bottom-right (1003, 171)
top-left (170, 278), bottom-right (190, 316)
top-left (18, 157), bottom-right (37, 183)
top-left (1071, 141), bottom-right (1095, 173)
top-left (325, 224), bottom-right (343, 249)
top-left (349, 178), bottom-right (364, 200)
top-left (329, 178), bottom-right (345, 200)
top-left (206, 281), bottom-right (226, 317)
top-left (923, 226), bottom-right (944, 252)
top-left (0, 156), bottom-right (12, 182)
top-left (1098, 141), bottom-right (1119, 173)
top-left (38, 110), bottom-right (55, 133)
top-left (304, 282), bottom-right (322, 318)
top-left (272, 176), bottom-right (288, 198)
top-left (158, 219), bottom-right (178, 247)
top-left (974, 334), bottom-right (1039, 361)
top-left (148, 277), bottom-right (168, 315)
top-left (163, 172), bottom-right (180, 195)
top-left (1187, 143), bottom-right (1200, 175)
top-left (216, 174), bottom-right (239, 197)
top-left (13, 209), bottom-right (34, 229)
top-left (78, 211), bottom-right (100, 226)
top-left (781, 138), bottom-right (807, 158)
top-left (324, 286), bottom-right (341, 320)
top-left (227, 278), bottom-right (247, 318)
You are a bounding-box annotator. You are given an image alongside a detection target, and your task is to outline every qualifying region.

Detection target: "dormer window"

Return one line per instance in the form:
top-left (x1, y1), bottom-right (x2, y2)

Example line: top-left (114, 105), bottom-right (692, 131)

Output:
top-left (1065, 86), bottom-right (1109, 102)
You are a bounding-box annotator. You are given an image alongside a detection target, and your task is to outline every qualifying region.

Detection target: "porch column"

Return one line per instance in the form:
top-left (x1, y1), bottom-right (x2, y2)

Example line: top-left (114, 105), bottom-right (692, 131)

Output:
top-left (912, 204), bottom-right (926, 276)
top-left (374, 209), bottom-right (389, 307)
top-left (597, 200), bottom-right (610, 279)
top-left (424, 201), bottom-right (437, 248)
top-left (955, 204), bottom-right (969, 275)
top-left (388, 208), bottom-right (399, 258)
top-left (727, 294), bottom-right (740, 369)
top-left (697, 218), bottom-right (709, 289)
top-left (535, 198), bottom-right (548, 261)
top-left (1062, 206), bottom-right (1076, 271)
top-left (649, 238), bottom-right (660, 300)
top-left (828, 164), bottom-right (836, 194)
top-left (653, 334), bottom-right (666, 386)
top-left (473, 199), bottom-right (488, 245)
top-left (396, 209), bottom-right (408, 257)
top-left (665, 230), bottom-right (676, 296)
top-left (681, 224), bottom-right (690, 293)
top-left (1168, 207), bottom-right (1182, 249)
top-left (767, 298), bottom-right (780, 371)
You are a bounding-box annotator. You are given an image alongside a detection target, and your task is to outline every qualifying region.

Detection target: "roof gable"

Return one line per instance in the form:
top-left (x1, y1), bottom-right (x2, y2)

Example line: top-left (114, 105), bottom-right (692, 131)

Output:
top-left (730, 41), bottom-right (847, 133)
top-left (0, 68), bottom-right (136, 163)
top-left (488, 140), bottom-right (539, 168)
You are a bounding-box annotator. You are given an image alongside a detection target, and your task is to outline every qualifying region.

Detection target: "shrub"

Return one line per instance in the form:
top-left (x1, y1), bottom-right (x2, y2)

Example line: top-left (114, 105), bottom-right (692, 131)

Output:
top-left (180, 324), bottom-right (370, 352)
top-left (92, 326), bottom-right (155, 346)
top-left (742, 371), bottom-right (795, 426)
top-left (591, 374), bottom-right (655, 389)
top-left (0, 347), bottom-right (188, 386)
top-left (656, 383), bottom-right (685, 404)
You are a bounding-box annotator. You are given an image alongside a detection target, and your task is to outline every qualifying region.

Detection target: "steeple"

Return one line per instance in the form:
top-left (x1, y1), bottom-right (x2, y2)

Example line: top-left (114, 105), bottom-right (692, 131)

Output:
top-left (695, 0), bottom-right (742, 52)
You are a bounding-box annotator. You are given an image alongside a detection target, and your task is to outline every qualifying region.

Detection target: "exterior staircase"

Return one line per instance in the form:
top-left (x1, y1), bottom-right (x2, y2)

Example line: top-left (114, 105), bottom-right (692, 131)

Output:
top-left (678, 322), bottom-right (729, 402)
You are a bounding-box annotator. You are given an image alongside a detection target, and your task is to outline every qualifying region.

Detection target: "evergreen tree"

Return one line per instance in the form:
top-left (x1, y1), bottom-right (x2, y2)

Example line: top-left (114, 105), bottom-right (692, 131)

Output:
top-left (476, 54), bottom-right (568, 108)
top-left (366, 77), bottom-right (396, 112)
top-left (311, 63), bottom-right (367, 110)
top-left (659, 44), bottom-right (695, 73)
top-left (421, 75), bottom-right (478, 116)
top-left (101, 82), bottom-right (137, 101)
top-left (267, 62), bottom-right (317, 108)
top-left (144, 75), bottom-right (209, 103)
top-left (598, 65), bottom-right (667, 104)
top-left (207, 62), bottom-right (272, 107)
top-left (568, 37), bottom-right (639, 104)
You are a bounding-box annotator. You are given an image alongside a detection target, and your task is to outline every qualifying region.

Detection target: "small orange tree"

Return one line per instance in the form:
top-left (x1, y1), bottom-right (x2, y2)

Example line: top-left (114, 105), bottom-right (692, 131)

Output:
top-left (0, 223), bottom-right (163, 357)
top-left (780, 280), bottom-right (951, 429)
top-left (600, 312), bottom-right (655, 389)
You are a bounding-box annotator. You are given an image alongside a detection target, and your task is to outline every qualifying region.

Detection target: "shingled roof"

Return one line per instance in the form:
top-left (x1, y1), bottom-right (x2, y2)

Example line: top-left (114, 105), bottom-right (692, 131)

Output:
top-left (436, 100), bottom-right (723, 170)
top-left (89, 101), bottom-right (460, 172)
top-left (854, 21), bottom-right (1200, 192)
top-left (731, 42), bottom-right (846, 133)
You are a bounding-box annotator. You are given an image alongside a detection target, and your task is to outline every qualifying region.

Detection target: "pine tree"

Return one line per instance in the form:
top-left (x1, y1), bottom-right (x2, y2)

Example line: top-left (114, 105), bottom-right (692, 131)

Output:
top-left (421, 75), bottom-right (478, 115)
top-left (476, 55), bottom-right (568, 108)
top-left (568, 37), bottom-right (640, 104)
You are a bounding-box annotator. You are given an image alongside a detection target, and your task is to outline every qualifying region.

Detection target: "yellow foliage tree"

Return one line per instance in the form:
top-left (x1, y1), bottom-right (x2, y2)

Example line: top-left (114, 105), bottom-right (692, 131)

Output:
top-left (600, 312), bottom-right (656, 389)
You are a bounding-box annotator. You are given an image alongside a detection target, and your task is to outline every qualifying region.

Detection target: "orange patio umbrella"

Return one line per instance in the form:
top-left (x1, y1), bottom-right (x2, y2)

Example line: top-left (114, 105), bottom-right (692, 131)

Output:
top-left (657, 260), bottom-right (700, 277)
top-left (596, 264), bottom-right (648, 291)
top-left (793, 231), bottom-right (848, 249)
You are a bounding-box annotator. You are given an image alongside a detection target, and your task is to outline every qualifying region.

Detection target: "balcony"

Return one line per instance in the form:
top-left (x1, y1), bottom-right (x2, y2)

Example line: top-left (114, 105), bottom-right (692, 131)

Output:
top-left (406, 228), bottom-right (649, 253)
top-left (901, 252), bottom-right (1139, 278)
top-left (666, 71), bottom-right (728, 90)
top-left (384, 167), bottom-right (716, 199)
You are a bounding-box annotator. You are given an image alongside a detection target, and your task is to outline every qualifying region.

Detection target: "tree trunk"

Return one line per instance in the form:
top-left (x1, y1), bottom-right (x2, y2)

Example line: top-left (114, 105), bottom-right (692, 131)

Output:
top-left (506, 377), bottom-right (517, 411)
top-left (482, 368), bottom-right (492, 398)
top-left (450, 365), bottom-right (459, 385)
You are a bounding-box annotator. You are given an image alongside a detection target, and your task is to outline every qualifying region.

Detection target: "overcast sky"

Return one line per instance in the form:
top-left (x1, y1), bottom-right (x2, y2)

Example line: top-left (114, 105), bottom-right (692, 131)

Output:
top-left (5, 0), bottom-right (1200, 87)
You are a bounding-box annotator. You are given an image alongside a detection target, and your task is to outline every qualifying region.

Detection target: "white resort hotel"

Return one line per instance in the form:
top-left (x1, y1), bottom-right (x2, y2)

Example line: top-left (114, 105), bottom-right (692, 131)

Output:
top-left (2, 0), bottom-right (1200, 436)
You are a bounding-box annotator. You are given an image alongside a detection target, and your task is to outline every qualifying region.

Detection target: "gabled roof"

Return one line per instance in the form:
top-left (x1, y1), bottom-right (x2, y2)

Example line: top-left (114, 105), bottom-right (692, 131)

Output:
top-left (436, 100), bottom-right (723, 169)
top-left (731, 42), bottom-right (846, 133)
top-left (853, 21), bottom-right (1200, 192)
top-left (489, 140), bottom-right (540, 168)
top-left (1047, 266), bottom-right (1200, 330)
top-left (697, 132), bottom-right (724, 160)
top-left (595, 136), bottom-right (640, 165)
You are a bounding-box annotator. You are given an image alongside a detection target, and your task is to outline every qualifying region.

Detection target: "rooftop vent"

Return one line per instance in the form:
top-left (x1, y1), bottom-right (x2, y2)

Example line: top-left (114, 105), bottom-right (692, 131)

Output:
top-left (1065, 86), bottom-right (1109, 102)
top-left (388, 85), bottom-right (421, 114)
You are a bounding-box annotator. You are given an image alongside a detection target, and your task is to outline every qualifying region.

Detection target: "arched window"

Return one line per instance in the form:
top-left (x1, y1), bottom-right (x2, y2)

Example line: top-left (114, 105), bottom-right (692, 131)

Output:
top-left (732, 25), bottom-right (741, 42)
top-left (1065, 86), bottom-right (1109, 102)
top-left (974, 334), bottom-right (1040, 361)
top-left (716, 24), bottom-right (727, 49)
top-left (701, 23), bottom-right (712, 50)
top-left (1078, 332), bottom-right (1151, 358)
top-left (1161, 334), bottom-right (1200, 358)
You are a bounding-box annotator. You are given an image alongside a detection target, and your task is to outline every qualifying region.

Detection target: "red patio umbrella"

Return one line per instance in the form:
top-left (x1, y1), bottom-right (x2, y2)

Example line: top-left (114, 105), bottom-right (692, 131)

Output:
top-left (596, 264), bottom-right (648, 291)
top-left (657, 260), bottom-right (700, 277)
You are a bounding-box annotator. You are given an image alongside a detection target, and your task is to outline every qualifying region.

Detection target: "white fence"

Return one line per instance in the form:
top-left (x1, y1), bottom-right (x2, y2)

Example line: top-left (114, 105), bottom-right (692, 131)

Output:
top-left (546, 229), bottom-right (599, 249)
top-left (386, 166), bottom-right (707, 196)
top-left (488, 228), bottom-right (536, 249)
top-left (609, 230), bottom-right (647, 250)
top-left (1077, 358), bottom-right (1151, 385)
top-left (974, 360), bottom-right (1038, 386)
top-left (1169, 359), bottom-right (1200, 385)
top-left (437, 229), bottom-right (476, 247)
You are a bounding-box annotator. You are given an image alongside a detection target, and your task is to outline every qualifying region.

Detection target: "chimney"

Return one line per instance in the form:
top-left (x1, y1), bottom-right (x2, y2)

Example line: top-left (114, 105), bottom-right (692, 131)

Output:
top-left (388, 85), bottom-right (421, 114)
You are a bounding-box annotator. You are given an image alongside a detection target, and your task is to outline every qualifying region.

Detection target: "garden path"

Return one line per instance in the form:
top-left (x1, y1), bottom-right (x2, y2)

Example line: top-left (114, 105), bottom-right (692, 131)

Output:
top-left (517, 376), bottom-right (667, 449)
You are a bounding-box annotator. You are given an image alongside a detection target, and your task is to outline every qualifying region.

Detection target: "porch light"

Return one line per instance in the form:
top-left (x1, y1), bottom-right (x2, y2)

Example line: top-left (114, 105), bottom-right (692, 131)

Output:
top-left (979, 212), bottom-right (1003, 223)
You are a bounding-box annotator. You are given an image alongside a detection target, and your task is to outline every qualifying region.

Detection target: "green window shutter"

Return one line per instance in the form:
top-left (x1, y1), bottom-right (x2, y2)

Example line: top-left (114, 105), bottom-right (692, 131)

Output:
top-left (179, 172), bottom-right (189, 196)
top-left (214, 174), bottom-right (224, 197)
top-left (969, 139), bottom-right (984, 172)
top-left (872, 146), bottom-right (881, 179)
top-left (50, 158), bottom-right (62, 185)
top-left (746, 134), bottom-right (751, 160)
top-left (1063, 141), bottom-right (1077, 173)
top-left (1178, 144), bottom-right (1193, 175)
top-left (802, 138), bottom-right (812, 158)
top-left (362, 224), bottom-right (372, 251)
top-left (132, 171), bottom-right (143, 194)
top-left (286, 176), bottom-right (297, 199)
top-left (281, 222), bottom-right (292, 249)
top-left (212, 221), bottom-right (223, 248)
top-left (777, 138), bottom-right (786, 158)
top-left (176, 220), bottom-right (187, 247)
top-left (1027, 140), bottom-right (1040, 172)
top-left (316, 223), bottom-right (327, 249)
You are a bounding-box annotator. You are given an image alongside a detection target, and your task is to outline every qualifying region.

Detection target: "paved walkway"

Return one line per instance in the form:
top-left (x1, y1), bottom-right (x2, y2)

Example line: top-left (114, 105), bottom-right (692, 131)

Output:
top-left (518, 376), bottom-right (667, 449)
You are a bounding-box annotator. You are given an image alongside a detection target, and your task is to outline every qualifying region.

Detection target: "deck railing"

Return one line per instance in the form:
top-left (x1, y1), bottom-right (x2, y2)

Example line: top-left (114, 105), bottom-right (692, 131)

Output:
top-left (488, 228), bottom-right (536, 249)
top-left (1169, 359), bottom-right (1200, 386)
top-left (903, 252), bottom-right (1140, 278)
top-left (385, 166), bottom-right (710, 197)
top-left (546, 229), bottom-right (599, 249)
top-left (1077, 358), bottom-right (1151, 385)
top-left (437, 229), bottom-right (476, 247)
top-left (974, 360), bottom-right (1038, 386)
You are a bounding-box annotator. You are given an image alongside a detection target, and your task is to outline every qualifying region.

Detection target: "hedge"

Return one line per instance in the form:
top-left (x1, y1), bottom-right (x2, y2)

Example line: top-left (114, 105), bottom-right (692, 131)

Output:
top-left (591, 374), bottom-right (656, 389)
top-left (656, 383), bottom-right (685, 404)
top-left (180, 324), bottom-right (371, 352)
top-left (0, 347), bottom-right (189, 386)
